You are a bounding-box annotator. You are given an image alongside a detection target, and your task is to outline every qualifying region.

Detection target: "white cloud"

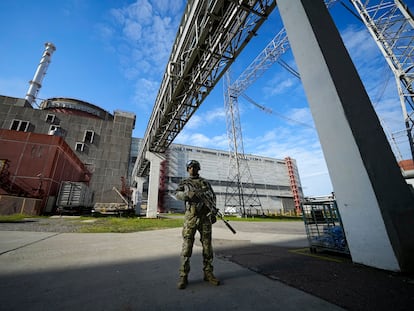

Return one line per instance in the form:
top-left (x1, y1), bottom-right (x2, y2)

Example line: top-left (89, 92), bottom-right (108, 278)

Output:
top-left (206, 107), bottom-right (226, 122)
top-left (133, 77), bottom-right (159, 110)
top-left (286, 107), bottom-right (315, 128)
top-left (112, 0), bottom-right (153, 26)
top-left (175, 131), bottom-right (228, 150)
top-left (122, 21), bottom-right (143, 41)
top-left (341, 24), bottom-right (388, 92)
top-left (101, 0), bottom-right (185, 111)
top-left (152, 0), bottom-right (183, 15)
top-left (185, 115), bottom-right (203, 129)
top-left (184, 107), bottom-right (226, 130)
top-left (95, 24), bottom-right (114, 41)
top-left (263, 74), bottom-right (295, 96)
top-left (341, 25), bottom-right (377, 59)
top-left (108, 0), bottom-right (183, 73)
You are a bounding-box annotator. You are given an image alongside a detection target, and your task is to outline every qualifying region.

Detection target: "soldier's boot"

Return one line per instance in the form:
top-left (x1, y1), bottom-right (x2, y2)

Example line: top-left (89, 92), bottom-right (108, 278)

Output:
top-left (177, 275), bottom-right (188, 289)
top-left (203, 271), bottom-right (220, 286)
top-left (178, 255), bottom-right (191, 289)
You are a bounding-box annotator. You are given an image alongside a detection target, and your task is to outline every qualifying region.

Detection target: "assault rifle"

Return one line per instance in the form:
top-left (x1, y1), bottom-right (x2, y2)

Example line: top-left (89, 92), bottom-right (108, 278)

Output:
top-left (180, 179), bottom-right (236, 234)
top-left (210, 204), bottom-right (237, 235)
top-left (193, 188), bottom-right (237, 235)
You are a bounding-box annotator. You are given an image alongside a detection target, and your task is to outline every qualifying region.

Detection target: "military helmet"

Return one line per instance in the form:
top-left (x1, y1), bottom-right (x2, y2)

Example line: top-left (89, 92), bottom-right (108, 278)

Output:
top-left (186, 160), bottom-right (201, 170)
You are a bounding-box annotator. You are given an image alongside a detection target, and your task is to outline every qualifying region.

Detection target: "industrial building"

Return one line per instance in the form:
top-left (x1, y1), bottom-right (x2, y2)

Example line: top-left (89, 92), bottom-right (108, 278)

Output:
top-left (130, 138), bottom-right (303, 215)
top-left (0, 95), bottom-right (302, 215)
top-left (0, 40), bottom-right (302, 216)
top-left (0, 95), bottom-right (135, 214)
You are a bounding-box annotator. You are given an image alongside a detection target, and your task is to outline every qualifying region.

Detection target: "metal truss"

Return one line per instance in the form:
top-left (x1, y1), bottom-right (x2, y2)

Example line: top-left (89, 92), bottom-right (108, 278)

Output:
top-left (348, 0), bottom-right (414, 160)
top-left (223, 0), bottom-right (338, 214)
top-left (223, 27), bottom-right (290, 216)
top-left (230, 27), bottom-right (291, 97)
top-left (224, 71), bottom-right (263, 215)
top-left (223, 0), bottom-right (414, 214)
top-left (132, 0), bottom-right (277, 179)
top-left (229, 0), bottom-right (337, 100)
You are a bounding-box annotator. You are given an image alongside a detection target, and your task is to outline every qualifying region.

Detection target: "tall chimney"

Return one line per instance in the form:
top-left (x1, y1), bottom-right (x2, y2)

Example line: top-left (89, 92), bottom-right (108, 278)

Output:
top-left (25, 42), bottom-right (56, 106)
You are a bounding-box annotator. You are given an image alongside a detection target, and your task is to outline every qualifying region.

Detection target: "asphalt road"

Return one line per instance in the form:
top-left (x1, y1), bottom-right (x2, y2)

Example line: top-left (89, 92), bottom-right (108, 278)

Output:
top-left (1, 218), bottom-right (413, 310)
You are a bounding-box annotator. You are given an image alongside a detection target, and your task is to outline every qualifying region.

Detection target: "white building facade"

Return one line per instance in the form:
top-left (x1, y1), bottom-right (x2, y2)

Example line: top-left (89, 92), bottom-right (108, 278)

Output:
top-left (131, 139), bottom-right (303, 215)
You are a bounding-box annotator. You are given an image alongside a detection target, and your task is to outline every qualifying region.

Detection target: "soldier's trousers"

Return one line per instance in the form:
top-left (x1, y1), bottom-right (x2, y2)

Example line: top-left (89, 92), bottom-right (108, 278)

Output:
top-left (179, 207), bottom-right (213, 277)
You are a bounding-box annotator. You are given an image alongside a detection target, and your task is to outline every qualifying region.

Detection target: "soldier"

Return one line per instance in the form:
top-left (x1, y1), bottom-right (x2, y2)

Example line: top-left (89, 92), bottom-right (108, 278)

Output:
top-left (175, 159), bottom-right (220, 289)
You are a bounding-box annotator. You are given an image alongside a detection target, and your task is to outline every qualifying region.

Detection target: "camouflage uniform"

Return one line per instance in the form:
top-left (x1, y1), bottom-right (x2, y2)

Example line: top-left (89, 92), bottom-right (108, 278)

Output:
top-left (175, 161), bottom-right (219, 289)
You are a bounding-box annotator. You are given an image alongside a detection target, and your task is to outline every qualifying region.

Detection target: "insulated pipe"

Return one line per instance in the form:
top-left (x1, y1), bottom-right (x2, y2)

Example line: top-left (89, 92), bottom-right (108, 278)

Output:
top-left (25, 42), bottom-right (56, 106)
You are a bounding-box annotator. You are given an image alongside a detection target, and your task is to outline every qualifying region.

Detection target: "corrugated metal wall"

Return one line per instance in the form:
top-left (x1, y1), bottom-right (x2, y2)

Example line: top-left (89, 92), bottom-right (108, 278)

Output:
top-left (160, 142), bottom-right (303, 214)
top-left (0, 129), bottom-right (90, 214)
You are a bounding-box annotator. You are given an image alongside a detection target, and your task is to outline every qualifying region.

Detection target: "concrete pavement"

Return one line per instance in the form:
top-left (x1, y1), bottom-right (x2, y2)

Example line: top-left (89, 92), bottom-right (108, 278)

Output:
top-left (0, 222), bottom-right (345, 311)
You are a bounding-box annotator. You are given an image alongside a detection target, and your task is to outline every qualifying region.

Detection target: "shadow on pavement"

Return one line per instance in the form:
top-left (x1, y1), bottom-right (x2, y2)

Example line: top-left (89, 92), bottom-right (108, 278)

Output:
top-left (214, 241), bottom-right (414, 311)
top-left (0, 248), bottom-right (342, 311)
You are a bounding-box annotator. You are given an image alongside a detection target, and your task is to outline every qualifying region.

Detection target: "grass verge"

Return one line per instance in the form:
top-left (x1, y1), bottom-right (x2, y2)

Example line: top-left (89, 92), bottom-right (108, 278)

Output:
top-left (0, 213), bottom-right (301, 233)
top-left (0, 214), bottom-right (36, 222)
top-left (77, 217), bottom-right (184, 233)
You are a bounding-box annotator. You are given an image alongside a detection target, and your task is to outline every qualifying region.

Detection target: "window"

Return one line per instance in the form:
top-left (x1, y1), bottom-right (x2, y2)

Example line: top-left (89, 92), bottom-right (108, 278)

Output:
top-left (45, 114), bottom-right (55, 123)
top-left (10, 119), bottom-right (29, 132)
top-left (75, 142), bottom-right (85, 152)
top-left (83, 130), bottom-right (95, 143)
top-left (201, 150), bottom-right (216, 155)
top-left (48, 125), bottom-right (62, 136)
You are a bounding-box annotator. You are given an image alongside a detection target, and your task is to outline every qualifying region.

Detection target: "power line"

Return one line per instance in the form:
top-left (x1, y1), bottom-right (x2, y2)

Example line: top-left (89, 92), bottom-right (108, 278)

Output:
top-left (241, 93), bottom-right (314, 129)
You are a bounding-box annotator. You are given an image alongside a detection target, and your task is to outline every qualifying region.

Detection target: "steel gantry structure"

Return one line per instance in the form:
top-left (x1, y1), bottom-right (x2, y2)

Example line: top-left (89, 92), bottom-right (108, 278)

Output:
top-left (132, 0), bottom-right (412, 217)
top-left (132, 0), bottom-right (277, 181)
top-left (224, 71), bottom-right (263, 215)
top-left (348, 0), bottom-right (414, 160)
top-left (223, 0), bottom-right (414, 215)
top-left (223, 0), bottom-right (337, 215)
top-left (222, 28), bottom-right (290, 215)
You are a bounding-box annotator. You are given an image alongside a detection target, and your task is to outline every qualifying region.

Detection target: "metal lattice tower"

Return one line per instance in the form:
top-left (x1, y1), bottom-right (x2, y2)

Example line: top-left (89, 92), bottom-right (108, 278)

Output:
top-left (223, 1), bottom-right (338, 216)
top-left (221, 25), bottom-right (297, 218)
top-left (223, 0), bottom-right (413, 215)
top-left (223, 27), bottom-right (290, 216)
top-left (224, 71), bottom-right (262, 216)
top-left (348, 0), bottom-right (414, 160)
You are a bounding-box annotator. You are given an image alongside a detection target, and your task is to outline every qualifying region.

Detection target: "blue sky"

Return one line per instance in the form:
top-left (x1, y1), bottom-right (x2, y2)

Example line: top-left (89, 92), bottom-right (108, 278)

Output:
top-left (0, 0), bottom-right (412, 197)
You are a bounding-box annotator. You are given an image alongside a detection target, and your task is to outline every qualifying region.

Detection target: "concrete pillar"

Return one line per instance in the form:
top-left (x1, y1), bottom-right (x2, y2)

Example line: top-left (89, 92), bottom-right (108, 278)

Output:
top-left (278, 0), bottom-right (414, 272)
top-left (133, 177), bottom-right (146, 216)
top-left (145, 151), bottom-right (166, 218)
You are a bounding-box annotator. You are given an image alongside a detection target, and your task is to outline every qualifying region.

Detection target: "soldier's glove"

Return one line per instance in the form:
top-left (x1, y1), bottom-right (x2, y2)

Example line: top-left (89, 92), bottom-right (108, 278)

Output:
top-left (210, 214), bottom-right (217, 224)
top-left (208, 208), bottom-right (219, 224)
top-left (211, 207), bottom-right (219, 216)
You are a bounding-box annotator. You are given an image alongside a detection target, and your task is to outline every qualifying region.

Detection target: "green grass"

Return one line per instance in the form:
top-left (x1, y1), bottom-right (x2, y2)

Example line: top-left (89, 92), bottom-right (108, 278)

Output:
top-left (77, 215), bottom-right (301, 233)
top-left (77, 217), bottom-right (184, 233)
top-left (0, 213), bottom-right (301, 233)
top-left (0, 214), bottom-right (38, 222)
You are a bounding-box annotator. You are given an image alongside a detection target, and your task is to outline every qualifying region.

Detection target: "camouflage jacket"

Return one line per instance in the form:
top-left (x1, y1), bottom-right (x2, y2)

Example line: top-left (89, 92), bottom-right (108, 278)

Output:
top-left (175, 176), bottom-right (216, 214)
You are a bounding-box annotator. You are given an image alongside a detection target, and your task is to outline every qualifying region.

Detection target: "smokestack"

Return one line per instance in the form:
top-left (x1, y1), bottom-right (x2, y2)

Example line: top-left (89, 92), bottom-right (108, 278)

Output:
top-left (25, 42), bottom-right (56, 106)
